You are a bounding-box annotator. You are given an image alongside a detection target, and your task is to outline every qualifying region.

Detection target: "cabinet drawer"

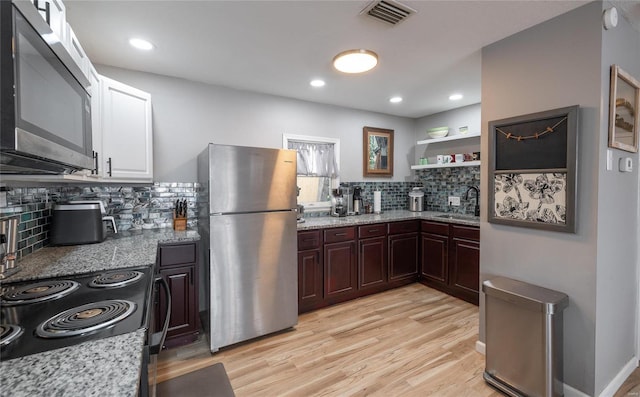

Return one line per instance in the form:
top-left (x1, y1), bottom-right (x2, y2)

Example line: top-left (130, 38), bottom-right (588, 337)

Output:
top-left (421, 221), bottom-right (449, 236)
top-left (388, 220), bottom-right (419, 235)
top-left (358, 223), bottom-right (386, 238)
top-left (159, 243), bottom-right (197, 267)
top-left (452, 225), bottom-right (480, 241)
top-left (298, 230), bottom-right (321, 250)
top-left (324, 227), bottom-right (356, 243)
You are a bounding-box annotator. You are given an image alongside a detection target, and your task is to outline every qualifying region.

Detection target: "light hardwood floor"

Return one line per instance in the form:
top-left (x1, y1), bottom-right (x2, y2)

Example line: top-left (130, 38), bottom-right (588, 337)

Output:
top-left (156, 283), bottom-right (640, 396)
top-left (156, 284), bottom-right (500, 396)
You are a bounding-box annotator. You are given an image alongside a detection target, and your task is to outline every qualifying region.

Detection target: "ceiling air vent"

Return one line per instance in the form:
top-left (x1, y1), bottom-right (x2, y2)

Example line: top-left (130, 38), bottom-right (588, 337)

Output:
top-left (360, 0), bottom-right (416, 25)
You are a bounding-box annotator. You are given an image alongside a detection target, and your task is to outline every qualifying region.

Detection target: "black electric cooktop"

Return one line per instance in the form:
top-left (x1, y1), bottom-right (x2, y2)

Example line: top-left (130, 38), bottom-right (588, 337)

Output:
top-left (0, 266), bottom-right (154, 361)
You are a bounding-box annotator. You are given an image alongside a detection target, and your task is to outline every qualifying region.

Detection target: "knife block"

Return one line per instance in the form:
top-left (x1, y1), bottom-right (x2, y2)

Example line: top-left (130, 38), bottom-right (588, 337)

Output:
top-left (173, 214), bottom-right (187, 231)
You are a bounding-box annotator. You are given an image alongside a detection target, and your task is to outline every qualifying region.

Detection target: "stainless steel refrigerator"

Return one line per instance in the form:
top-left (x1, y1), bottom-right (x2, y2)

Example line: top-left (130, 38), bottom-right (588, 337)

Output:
top-left (197, 143), bottom-right (298, 353)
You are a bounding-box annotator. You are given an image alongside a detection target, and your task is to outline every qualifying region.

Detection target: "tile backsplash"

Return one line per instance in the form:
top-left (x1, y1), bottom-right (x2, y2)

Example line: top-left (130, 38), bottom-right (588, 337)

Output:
top-left (415, 166), bottom-right (480, 214)
top-left (0, 183), bottom-right (198, 261)
top-left (1, 168), bottom-right (480, 260)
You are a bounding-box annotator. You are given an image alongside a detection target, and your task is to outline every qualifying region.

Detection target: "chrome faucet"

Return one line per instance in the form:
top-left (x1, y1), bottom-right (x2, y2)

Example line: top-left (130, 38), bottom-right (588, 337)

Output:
top-left (464, 186), bottom-right (480, 217)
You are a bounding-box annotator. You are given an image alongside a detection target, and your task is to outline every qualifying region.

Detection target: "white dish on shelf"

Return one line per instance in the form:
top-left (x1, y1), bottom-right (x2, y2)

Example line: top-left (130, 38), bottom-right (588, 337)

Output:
top-left (427, 127), bottom-right (449, 139)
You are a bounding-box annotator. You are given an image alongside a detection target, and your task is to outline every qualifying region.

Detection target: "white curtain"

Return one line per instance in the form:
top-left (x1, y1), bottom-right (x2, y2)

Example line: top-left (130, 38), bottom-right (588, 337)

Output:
top-left (288, 141), bottom-right (339, 177)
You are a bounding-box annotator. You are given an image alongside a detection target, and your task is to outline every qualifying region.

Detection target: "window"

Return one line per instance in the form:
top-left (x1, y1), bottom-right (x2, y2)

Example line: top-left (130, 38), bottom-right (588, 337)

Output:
top-left (282, 134), bottom-right (340, 210)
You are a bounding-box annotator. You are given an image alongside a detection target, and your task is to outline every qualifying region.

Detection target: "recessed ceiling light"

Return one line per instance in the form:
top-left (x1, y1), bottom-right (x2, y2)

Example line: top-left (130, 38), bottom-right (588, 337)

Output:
top-left (333, 49), bottom-right (378, 74)
top-left (389, 96), bottom-right (403, 103)
top-left (310, 79), bottom-right (326, 87)
top-left (449, 93), bottom-right (463, 101)
top-left (129, 38), bottom-right (154, 51)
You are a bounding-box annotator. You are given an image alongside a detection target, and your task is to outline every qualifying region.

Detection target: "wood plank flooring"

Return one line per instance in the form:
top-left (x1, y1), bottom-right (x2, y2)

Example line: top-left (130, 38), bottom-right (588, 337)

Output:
top-left (155, 284), bottom-right (501, 396)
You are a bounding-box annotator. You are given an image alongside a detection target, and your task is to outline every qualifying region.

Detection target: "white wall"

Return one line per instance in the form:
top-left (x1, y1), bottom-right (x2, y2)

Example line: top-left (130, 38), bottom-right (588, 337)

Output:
top-left (594, 1), bottom-right (640, 393)
top-left (96, 65), bottom-right (416, 183)
top-left (480, 3), bottom-right (603, 394)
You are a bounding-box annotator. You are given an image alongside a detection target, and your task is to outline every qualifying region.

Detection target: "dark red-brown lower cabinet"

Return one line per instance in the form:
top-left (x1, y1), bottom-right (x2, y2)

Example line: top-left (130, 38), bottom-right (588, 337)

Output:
top-left (323, 227), bottom-right (357, 305)
top-left (419, 221), bottom-right (480, 305)
top-left (420, 221), bottom-right (449, 289)
top-left (387, 220), bottom-right (419, 287)
top-left (449, 225), bottom-right (480, 305)
top-left (156, 241), bottom-right (200, 348)
top-left (297, 230), bottom-right (323, 314)
top-left (357, 223), bottom-right (388, 294)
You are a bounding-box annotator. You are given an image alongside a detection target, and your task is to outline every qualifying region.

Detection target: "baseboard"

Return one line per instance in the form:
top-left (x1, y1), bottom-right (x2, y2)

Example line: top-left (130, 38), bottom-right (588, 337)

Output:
top-left (475, 340), bottom-right (486, 355)
top-left (598, 356), bottom-right (638, 397)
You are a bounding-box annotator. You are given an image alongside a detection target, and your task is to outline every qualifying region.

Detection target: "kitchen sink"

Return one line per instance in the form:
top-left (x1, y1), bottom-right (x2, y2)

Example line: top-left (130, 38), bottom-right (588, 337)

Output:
top-left (435, 214), bottom-right (479, 221)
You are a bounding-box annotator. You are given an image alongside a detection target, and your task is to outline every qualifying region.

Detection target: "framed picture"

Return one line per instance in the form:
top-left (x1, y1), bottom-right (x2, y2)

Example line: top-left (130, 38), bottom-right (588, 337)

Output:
top-left (609, 65), bottom-right (640, 153)
top-left (487, 105), bottom-right (579, 233)
top-left (363, 126), bottom-right (394, 177)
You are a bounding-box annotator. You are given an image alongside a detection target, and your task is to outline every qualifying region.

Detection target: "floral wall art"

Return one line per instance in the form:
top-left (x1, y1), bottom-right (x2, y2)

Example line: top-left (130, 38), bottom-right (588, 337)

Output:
top-left (488, 106), bottom-right (578, 233)
top-left (494, 173), bottom-right (566, 224)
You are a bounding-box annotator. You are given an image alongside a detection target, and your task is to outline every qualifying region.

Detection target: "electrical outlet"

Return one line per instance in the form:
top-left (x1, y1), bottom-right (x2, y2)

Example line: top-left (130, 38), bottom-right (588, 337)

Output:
top-left (448, 196), bottom-right (461, 206)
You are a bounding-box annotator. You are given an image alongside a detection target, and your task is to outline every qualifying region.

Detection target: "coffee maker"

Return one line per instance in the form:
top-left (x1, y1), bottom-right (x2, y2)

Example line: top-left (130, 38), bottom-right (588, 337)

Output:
top-left (330, 189), bottom-right (347, 217)
top-left (353, 186), bottom-right (363, 215)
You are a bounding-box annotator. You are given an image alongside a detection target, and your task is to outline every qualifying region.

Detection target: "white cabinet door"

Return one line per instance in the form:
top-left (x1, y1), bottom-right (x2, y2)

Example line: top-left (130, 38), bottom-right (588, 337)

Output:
top-left (31, 0), bottom-right (66, 43)
top-left (87, 63), bottom-right (102, 176)
top-left (64, 23), bottom-right (89, 79)
top-left (101, 76), bottom-right (153, 181)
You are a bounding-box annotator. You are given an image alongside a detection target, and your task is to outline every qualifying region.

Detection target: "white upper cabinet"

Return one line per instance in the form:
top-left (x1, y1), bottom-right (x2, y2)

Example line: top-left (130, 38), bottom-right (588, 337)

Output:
top-left (100, 76), bottom-right (153, 181)
top-left (31, 0), bottom-right (66, 44)
top-left (64, 23), bottom-right (89, 79)
top-left (87, 63), bottom-right (102, 177)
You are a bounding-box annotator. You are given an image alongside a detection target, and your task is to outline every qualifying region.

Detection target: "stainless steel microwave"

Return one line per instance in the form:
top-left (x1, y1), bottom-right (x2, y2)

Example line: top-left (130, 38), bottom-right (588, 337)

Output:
top-left (0, 0), bottom-right (93, 174)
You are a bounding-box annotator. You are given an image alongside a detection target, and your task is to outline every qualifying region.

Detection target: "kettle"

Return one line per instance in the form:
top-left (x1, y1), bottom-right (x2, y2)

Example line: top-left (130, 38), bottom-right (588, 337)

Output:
top-left (408, 188), bottom-right (424, 212)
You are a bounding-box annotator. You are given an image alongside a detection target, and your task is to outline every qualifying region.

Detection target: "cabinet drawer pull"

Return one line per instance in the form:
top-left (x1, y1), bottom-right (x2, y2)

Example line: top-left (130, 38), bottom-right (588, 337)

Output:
top-left (334, 233), bottom-right (347, 236)
top-left (369, 229), bottom-right (379, 233)
top-left (303, 238), bottom-right (317, 242)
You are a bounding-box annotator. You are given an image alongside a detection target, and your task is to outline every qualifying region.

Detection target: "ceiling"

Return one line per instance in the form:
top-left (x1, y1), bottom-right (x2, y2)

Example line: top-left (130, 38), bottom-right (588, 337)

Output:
top-left (64, 0), bottom-right (635, 119)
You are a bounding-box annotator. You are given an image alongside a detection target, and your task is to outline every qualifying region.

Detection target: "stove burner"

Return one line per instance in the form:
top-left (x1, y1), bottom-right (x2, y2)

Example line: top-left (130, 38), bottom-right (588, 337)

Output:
top-left (1, 280), bottom-right (80, 305)
top-left (36, 300), bottom-right (136, 338)
top-left (0, 324), bottom-right (24, 347)
top-left (88, 270), bottom-right (143, 288)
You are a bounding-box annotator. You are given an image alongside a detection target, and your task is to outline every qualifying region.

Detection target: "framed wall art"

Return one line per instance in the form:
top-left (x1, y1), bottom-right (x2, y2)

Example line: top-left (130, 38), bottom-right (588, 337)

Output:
top-left (487, 105), bottom-right (579, 233)
top-left (363, 126), bottom-right (394, 177)
top-left (609, 65), bottom-right (640, 153)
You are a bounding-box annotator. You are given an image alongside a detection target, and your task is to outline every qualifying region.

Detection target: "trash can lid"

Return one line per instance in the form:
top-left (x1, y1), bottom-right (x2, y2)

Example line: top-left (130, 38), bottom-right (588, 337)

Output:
top-left (482, 276), bottom-right (569, 314)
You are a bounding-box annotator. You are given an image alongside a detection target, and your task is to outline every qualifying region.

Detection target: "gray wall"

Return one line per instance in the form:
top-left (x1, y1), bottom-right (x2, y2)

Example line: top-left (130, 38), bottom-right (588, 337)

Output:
top-left (96, 65), bottom-right (416, 183)
top-left (594, 1), bottom-right (640, 393)
top-left (481, 2), bottom-right (640, 394)
top-left (413, 103), bottom-right (481, 165)
top-left (480, 3), bottom-right (603, 395)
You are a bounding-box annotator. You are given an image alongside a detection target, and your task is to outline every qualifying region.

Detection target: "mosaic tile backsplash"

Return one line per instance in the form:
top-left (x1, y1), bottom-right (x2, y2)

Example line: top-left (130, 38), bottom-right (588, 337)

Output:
top-left (0, 183), bottom-right (198, 261)
top-left (0, 168), bottom-right (479, 260)
top-left (415, 166), bottom-right (481, 214)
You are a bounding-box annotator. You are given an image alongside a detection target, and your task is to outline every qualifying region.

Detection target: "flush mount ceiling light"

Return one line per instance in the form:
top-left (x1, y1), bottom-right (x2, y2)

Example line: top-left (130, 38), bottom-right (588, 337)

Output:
top-left (333, 49), bottom-right (378, 74)
top-left (310, 79), bottom-right (326, 87)
top-left (129, 38), bottom-right (154, 51)
top-left (389, 96), bottom-right (403, 103)
top-left (449, 93), bottom-right (463, 101)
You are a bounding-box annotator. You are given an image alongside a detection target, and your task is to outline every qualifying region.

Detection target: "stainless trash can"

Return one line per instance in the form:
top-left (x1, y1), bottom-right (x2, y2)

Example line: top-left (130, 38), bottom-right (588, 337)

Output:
top-left (483, 277), bottom-right (569, 397)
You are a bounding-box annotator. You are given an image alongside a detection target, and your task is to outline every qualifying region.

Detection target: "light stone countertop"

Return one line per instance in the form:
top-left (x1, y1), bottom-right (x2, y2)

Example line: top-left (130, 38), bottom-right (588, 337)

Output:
top-left (0, 229), bottom-right (200, 397)
top-left (1, 228), bottom-right (200, 284)
top-left (0, 330), bottom-right (146, 397)
top-left (297, 209), bottom-right (480, 230)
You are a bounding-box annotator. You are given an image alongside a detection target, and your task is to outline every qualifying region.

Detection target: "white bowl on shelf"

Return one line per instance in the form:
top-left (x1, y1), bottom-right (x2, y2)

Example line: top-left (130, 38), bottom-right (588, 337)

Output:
top-left (427, 127), bottom-right (449, 139)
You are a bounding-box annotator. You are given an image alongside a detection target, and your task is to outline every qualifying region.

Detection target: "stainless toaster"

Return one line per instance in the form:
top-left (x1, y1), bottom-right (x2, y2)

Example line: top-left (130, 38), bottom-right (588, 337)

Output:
top-left (50, 201), bottom-right (117, 245)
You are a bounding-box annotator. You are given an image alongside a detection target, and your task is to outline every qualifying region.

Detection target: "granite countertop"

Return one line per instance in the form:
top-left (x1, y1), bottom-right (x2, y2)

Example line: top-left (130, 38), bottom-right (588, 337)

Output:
top-left (1, 228), bottom-right (200, 284)
top-left (297, 209), bottom-right (480, 230)
top-left (0, 330), bottom-right (146, 397)
top-left (0, 229), bottom-right (200, 397)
